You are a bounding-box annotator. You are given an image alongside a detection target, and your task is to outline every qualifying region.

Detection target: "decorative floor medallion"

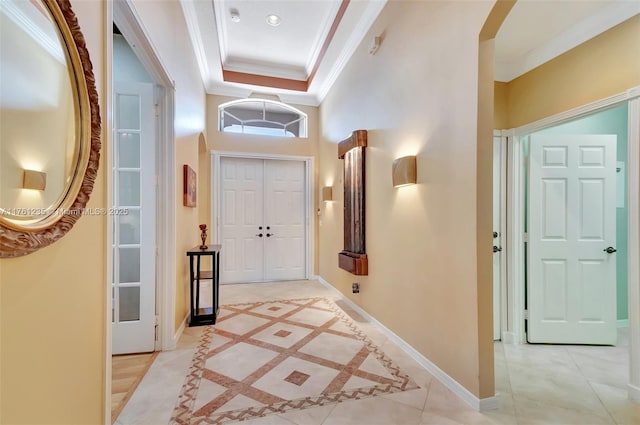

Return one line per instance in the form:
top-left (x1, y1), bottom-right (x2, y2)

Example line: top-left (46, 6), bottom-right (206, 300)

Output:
top-left (170, 297), bottom-right (418, 424)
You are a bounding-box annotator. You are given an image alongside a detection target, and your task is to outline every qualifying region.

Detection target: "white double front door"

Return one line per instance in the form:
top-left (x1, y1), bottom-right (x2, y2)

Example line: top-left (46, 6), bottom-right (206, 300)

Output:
top-left (528, 134), bottom-right (617, 345)
top-left (219, 157), bottom-right (306, 283)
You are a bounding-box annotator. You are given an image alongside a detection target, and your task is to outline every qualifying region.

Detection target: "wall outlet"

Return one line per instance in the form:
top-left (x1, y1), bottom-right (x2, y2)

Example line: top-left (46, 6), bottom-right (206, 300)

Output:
top-left (352, 283), bottom-right (360, 294)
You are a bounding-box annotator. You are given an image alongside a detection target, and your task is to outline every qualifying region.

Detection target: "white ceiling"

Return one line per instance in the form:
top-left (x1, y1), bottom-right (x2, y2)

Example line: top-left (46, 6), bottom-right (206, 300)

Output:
top-left (180, 0), bottom-right (387, 106)
top-left (180, 0), bottom-right (640, 105)
top-left (216, 0), bottom-right (342, 80)
top-left (495, 0), bottom-right (640, 82)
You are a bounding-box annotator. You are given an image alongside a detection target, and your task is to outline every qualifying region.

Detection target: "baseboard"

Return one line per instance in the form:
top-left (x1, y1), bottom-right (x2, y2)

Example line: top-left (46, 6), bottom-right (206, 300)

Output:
top-left (316, 276), bottom-right (499, 411)
top-left (168, 313), bottom-right (188, 350)
top-left (501, 331), bottom-right (517, 344)
top-left (617, 319), bottom-right (629, 328)
top-left (629, 383), bottom-right (640, 402)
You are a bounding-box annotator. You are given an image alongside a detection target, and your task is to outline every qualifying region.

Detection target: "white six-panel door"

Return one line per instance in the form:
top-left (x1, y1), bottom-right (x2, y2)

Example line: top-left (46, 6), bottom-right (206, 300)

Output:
top-left (528, 134), bottom-right (617, 344)
top-left (112, 81), bottom-right (156, 354)
top-left (220, 157), bottom-right (306, 283)
top-left (264, 160), bottom-right (306, 280)
top-left (220, 157), bottom-right (265, 283)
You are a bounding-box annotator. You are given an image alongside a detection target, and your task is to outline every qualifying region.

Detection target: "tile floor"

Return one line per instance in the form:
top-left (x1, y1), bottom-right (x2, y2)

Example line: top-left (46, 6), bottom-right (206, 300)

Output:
top-left (170, 297), bottom-right (418, 424)
top-left (116, 280), bottom-right (640, 425)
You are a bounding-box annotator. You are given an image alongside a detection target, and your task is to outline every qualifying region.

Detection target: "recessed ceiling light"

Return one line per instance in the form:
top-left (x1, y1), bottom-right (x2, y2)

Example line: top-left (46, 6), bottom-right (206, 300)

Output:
top-left (266, 14), bottom-right (281, 27)
top-left (230, 9), bottom-right (240, 23)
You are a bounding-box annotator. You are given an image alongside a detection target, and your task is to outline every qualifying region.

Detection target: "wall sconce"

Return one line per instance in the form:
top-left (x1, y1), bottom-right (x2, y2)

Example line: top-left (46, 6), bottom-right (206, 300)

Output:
top-left (392, 156), bottom-right (416, 188)
top-left (322, 186), bottom-right (333, 202)
top-left (23, 169), bottom-right (47, 191)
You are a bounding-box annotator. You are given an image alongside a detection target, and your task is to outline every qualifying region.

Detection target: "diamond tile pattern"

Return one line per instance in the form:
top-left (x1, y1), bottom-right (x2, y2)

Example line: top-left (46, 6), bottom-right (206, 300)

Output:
top-left (274, 330), bottom-right (292, 338)
top-left (283, 370), bottom-right (310, 386)
top-left (170, 297), bottom-right (418, 424)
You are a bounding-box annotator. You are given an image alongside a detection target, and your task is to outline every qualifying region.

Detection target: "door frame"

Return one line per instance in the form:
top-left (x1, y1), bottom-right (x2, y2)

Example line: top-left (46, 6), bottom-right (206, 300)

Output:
top-left (211, 151), bottom-right (315, 281)
top-left (504, 85), bottom-right (640, 401)
top-left (106, 0), bottom-right (177, 422)
top-left (493, 130), bottom-right (508, 340)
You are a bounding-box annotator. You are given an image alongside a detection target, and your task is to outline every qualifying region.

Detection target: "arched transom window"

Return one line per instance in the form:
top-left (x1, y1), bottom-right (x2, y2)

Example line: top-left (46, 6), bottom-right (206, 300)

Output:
top-left (218, 99), bottom-right (308, 138)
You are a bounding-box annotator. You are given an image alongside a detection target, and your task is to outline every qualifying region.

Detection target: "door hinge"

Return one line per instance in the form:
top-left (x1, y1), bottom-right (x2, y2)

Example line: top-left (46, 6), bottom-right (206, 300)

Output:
top-left (524, 310), bottom-right (529, 320)
top-left (523, 232), bottom-right (529, 243)
top-left (154, 103), bottom-right (160, 117)
top-left (154, 315), bottom-right (159, 326)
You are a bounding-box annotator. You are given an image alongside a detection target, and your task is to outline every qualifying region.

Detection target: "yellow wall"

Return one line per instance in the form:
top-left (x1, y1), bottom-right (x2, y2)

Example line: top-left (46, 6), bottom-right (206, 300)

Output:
top-left (0, 1), bottom-right (107, 423)
top-left (503, 14), bottom-right (640, 128)
top-left (128, 0), bottom-right (207, 332)
top-left (1, 0), bottom-right (208, 422)
top-left (493, 82), bottom-right (508, 129)
top-left (319, 0), bottom-right (495, 398)
top-left (0, 12), bottom-right (74, 211)
top-left (205, 95), bottom-right (320, 275)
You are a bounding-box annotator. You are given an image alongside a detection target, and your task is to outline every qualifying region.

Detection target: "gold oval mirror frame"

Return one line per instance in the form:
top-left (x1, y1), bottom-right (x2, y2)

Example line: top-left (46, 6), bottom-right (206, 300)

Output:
top-left (0, 0), bottom-right (101, 258)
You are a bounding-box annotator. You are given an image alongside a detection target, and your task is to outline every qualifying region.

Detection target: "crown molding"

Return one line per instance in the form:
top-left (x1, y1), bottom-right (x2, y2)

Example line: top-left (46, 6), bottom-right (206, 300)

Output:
top-left (1, 0), bottom-right (65, 64)
top-left (179, 0), bottom-right (213, 86)
top-left (316, 0), bottom-right (387, 103)
top-left (305, 0), bottom-right (344, 75)
top-left (496, 2), bottom-right (640, 82)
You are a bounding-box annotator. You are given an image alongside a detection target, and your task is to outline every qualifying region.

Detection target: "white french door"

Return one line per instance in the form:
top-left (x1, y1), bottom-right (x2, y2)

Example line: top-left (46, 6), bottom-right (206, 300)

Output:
top-left (220, 157), bottom-right (306, 284)
top-left (528, 134), bottom-right (617, 344)
top-left (112, 81), bottom-right (156, 354)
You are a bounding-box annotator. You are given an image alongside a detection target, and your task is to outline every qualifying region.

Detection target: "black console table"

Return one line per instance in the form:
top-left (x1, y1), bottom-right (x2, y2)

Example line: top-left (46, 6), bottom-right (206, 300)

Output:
top-left (186, 244), bottom-right (221, 326)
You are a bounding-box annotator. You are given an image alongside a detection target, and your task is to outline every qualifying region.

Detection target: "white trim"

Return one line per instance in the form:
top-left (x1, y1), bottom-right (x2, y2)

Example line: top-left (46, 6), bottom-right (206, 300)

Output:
top-left (315, 0), bottom-right (387, 103)
top-left (498, 134), bottom-right (508, 340)
top-left (113, 0), bottom-right (175, 90)
top-left (211, 0), bottom-right (228, 66)
top-left (628, 96), bottom-right (640, 400)
top-left (505, 129), bottom-right (526, 344)
top-left (496, 1), bottom-right (640, 83)
top-left (112, 0), bottom-right (177, 353)
top-left (505, 88), bottom-right (640, 398)
top-left (211, 151), bottom-right (315, 281)
top-left (514, 89), bottom-right (638, 137)
top-left (178, 0), bottom-right (211, 88)
top-left (316, 276), bottom-right (499, 411)
top-left (1, 0), bottom-right (65, 64)
top-left (304, 1), bottom-right (343, 75)
top-left (104, 3), bottom-right (114, 423)
top-left (173, 313), bottom-right (188, 345)
top-left (157, 86), bottom-right (177, 351)
top-left (618, 319), bottom-right (629, 328)
top-left (218, 98), bottom-right (308, 138)
top-left (501, 332), bottom-right (517, 345)
top-left (629, 383), bottom-right (640, 403)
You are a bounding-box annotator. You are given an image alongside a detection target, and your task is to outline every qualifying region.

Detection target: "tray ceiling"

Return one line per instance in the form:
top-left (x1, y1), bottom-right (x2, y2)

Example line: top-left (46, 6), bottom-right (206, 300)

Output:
top-left (179, 0), bottom-right (639, 105)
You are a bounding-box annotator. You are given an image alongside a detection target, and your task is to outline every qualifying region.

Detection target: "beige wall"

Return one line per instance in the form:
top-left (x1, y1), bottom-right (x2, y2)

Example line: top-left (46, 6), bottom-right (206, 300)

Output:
top-left (319, 0), bottom-right (495, 398)
top-left (207, 95), bottom-right (319, 157)
top-left (0, 1), bottom-right (107, 423)
top-left (1, 0), bottom-right (208, 422)
top-left (503, 14), bottom-right (640, 128)
top-left (0, 12), bottom-right (74, 212)
top-left (205, 94), bottom-right (320, 275)
top-left (129, 0), bottom-right (207, 332)
top-left (493, 81), bottom-right (508, 129)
